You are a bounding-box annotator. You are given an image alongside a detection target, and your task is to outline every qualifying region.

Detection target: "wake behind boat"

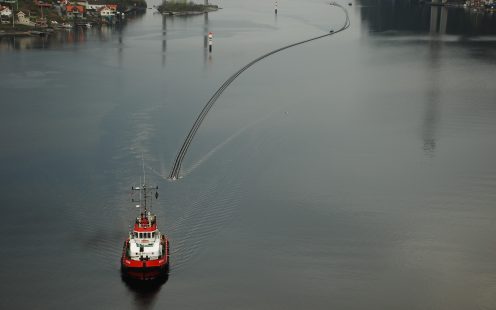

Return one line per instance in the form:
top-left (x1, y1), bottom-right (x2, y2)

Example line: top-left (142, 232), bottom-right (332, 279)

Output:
top-left (121, 180), bottom-right (169, 281)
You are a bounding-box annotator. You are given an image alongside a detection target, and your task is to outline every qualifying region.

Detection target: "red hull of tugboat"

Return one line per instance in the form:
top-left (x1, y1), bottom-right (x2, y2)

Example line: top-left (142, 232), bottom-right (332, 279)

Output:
top-left (121, 237), bottom-right (170, 281)
top-left (121, 265), bottom-right (169, 281)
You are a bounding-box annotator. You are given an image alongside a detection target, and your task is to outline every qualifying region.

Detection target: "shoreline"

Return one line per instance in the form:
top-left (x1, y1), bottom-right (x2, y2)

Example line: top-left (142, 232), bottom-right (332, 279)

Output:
top-left (156, 2), bottom-right (220, 16)
top-left (0, 10), bottom-right (144, 36)
top-left (159, 7), bottom-right (220, 16)
top-left (1, 25), bottom-right (99, 37)
top-left (0, 30), bottom-right (33, 37)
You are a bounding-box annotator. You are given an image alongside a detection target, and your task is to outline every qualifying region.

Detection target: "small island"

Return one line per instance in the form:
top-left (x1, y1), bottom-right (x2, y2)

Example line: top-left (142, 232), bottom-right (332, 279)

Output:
top-left (157, 0), bottom-right (219, 16)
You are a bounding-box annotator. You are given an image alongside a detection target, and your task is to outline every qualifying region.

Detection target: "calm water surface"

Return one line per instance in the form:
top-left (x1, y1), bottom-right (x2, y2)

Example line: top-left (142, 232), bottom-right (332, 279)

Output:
top-left (1, 0), bottom-right (496, 309)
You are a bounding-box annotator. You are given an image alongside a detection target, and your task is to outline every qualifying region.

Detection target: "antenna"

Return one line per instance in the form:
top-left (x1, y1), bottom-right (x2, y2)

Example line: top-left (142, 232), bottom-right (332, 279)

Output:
top-left (142, 153), bottom-right (146, 186)
top-left (130, 155), bottom-right (159, 216)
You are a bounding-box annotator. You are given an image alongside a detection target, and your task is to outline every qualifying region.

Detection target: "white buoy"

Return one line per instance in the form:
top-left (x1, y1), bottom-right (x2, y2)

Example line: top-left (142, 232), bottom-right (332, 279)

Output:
top-left (208, 32), bottom-right (213, 53)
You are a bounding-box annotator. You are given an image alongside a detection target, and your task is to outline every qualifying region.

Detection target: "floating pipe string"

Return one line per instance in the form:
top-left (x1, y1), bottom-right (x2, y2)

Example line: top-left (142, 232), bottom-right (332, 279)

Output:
top-left (169, 3), bottom-right (350, 180)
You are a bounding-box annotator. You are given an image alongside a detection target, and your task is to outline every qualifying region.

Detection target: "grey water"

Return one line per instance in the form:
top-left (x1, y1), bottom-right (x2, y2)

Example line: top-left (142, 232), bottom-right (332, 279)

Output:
top-left (1, 0), bottom-right (496, 309)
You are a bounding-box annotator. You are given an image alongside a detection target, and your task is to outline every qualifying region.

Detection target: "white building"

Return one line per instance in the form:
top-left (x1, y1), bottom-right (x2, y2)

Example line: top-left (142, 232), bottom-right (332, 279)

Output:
top-left (98, 6), bottom-right (115, 16)
top-left (85, 2), bottom-right (117, 11)
top-left (0, 6), bottom-right (12, 17)
top-left (17, 11), bottom-right (35, 26)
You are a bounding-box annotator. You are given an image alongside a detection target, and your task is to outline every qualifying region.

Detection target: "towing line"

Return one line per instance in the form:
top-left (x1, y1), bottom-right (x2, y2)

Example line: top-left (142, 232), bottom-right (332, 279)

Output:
top-left (169, 2), bottom-right (350, 180)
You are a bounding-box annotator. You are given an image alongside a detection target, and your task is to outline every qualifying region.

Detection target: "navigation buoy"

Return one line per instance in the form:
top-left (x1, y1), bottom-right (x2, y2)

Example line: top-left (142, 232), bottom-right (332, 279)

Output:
top-left (208, 32), bottom-right (213, 53)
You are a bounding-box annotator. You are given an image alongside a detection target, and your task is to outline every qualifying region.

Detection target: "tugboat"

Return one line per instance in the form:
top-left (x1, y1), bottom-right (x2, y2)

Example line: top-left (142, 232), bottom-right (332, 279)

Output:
top-left (121, 180), bottom-right (170, 281)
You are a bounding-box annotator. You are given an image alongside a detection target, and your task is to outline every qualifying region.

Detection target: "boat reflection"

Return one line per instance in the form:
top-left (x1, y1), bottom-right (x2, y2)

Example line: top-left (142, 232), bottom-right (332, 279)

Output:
top-left (121, 272), bottom-right (168, 310)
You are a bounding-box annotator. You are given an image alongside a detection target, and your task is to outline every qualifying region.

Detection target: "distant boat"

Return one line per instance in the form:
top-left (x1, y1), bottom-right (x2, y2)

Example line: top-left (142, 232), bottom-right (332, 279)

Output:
top-left (120, 177), bottom-right (170, 281)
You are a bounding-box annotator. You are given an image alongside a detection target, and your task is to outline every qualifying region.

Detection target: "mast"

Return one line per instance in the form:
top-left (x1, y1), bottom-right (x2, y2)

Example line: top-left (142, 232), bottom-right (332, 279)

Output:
top-left (131, 157), bottom-right (159, 217)
top-left (142, 154), bottom-right (147, 212)
top-left (142, 153), bottom-right (146, 189)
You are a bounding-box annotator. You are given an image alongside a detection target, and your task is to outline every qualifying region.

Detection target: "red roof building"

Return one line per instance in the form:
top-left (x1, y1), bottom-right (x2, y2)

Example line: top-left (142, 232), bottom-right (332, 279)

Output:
top-left (66, 5), bottom-right (85, 15)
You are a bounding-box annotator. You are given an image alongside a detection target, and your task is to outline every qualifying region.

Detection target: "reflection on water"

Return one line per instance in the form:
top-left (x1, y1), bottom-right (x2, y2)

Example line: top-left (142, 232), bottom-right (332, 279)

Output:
top-left (358, 0), bottom-right (496, 157)
top-left (203, 13), bottom-right (209, 67)
top-left (423, 39), bottom-right (441, 156)
top-left (0, 13), bottom-right (144, 51)
top-left (439, 7), bottom-right (448, 34)
top-left (162, 14), bottom-right (167, 67)
top-left (121, 274), bottom-right (168, 310)
top-left (159, 13), bottom-right (213, 68)
top-left (358, 0), bottom-right (496, 35)
top-left (424, 3), bottom-right (444, 156)
top-left (118, 24), bottom-right (124, 68)
top-left (429, 5), bottom-right (448, 35)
